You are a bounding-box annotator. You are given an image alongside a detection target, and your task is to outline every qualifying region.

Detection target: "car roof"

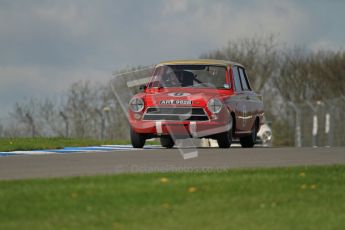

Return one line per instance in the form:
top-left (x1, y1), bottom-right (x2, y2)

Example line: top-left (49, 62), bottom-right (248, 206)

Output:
top-left (156, 59), bottom-right (244, 68)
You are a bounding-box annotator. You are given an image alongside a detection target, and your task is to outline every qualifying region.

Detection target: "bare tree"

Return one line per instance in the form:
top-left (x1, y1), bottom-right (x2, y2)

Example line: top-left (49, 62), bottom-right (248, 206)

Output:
top-left (201, 35), bottom-right (280, 93)
top-left (9, 99), bottom-right (42, 137)
top-left (65, 81), bottom-right (98, 138)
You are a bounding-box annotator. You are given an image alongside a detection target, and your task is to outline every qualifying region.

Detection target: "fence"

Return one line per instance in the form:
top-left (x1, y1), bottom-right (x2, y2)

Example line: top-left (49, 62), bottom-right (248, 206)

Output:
top-left (284, 97), bottom-right (345, 147)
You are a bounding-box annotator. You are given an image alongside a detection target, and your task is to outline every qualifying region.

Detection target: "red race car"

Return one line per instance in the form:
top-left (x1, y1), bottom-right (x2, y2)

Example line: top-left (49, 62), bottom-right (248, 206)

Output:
top-left (128, 59), bottom-right (264, 148)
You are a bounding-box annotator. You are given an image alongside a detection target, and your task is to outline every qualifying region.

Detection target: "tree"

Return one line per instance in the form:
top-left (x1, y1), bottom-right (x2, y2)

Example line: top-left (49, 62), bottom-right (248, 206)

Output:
top-left (201, 35), bottom-right (280, 93)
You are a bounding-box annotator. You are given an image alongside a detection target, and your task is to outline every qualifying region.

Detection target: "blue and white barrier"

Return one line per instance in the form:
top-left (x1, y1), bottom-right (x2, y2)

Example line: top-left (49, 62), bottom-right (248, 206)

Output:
top-left (0, 145), bottom-right (162, 157)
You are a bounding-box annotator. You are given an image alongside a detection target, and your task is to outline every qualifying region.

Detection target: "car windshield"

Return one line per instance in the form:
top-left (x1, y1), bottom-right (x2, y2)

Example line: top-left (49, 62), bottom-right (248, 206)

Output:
top-left (150, 65), bottom-right (227, 89)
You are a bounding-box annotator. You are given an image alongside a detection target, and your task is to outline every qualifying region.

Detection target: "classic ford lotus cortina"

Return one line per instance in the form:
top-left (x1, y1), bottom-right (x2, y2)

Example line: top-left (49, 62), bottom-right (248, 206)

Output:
top-left (128, 59), bottom-right (264, 149)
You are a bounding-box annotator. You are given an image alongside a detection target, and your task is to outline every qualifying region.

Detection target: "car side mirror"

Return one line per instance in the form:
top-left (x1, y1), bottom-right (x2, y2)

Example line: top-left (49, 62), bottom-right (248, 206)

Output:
top-left (139, 85), bottom-right (147, 91)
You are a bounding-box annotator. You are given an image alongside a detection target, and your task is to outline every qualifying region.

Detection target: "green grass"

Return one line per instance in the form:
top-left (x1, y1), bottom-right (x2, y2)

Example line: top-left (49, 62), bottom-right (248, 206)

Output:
top-left (0, 138), bottom-right (131, 152)
top-left (1, 165), bottom-right (345, 229)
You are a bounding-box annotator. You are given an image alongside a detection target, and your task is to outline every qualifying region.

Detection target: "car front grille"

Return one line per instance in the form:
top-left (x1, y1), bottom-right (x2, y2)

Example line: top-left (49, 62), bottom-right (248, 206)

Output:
top-left (143, 107), bottom-right (209, 121)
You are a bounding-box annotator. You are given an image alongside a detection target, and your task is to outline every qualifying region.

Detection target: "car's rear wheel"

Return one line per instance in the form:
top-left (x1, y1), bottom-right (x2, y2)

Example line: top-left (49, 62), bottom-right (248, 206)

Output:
top-left (160, 135), bottom-right (175, 148)
top-left (130, 128), bottom-right (146, 148)
top-left (240, 122), bottom-right (257, 148)
top-left (216, 117), bottom-right (233, 148)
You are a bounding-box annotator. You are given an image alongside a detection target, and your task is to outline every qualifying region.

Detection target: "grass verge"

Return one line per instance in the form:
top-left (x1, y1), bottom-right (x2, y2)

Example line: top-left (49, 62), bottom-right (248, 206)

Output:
top-left (0, 137), bottom-right (131, 152)
top-left (0, 165), bottom-right (345, 229)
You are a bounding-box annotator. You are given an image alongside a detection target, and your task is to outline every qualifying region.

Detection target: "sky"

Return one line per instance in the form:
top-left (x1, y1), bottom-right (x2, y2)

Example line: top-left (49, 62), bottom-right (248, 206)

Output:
top-left (0, 0), bottom-right (344, 120)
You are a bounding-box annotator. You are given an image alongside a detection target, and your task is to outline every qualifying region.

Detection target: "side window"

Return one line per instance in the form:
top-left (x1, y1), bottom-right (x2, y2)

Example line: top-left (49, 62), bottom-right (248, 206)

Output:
top-left (232, 66), bottom-right (242, 92)
top-left (238, 67), bottom-right (250, 91)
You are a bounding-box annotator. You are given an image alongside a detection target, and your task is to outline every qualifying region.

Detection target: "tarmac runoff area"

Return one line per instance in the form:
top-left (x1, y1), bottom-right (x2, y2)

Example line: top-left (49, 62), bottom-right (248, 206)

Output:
top-left (0, 146), bottom-right (345, 180)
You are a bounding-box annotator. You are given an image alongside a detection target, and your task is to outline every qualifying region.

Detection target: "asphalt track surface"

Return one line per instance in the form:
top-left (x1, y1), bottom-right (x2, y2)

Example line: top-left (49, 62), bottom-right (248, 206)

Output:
top-left (1, 147), bottom-right (345, 180)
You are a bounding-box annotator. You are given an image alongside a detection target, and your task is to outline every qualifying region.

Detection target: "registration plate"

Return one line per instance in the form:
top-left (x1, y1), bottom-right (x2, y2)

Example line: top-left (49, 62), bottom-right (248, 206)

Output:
top-left (160, 100), bottom-right (192, 105)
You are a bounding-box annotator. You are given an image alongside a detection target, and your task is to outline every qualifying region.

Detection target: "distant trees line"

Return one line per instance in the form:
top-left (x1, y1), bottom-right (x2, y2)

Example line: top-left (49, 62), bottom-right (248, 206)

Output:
top-left (202, 35), bottom-right (345, 106)
top-left (1, 35), bottom-right (344, 145)
top-left (1, 82), bottom-right (121, 139)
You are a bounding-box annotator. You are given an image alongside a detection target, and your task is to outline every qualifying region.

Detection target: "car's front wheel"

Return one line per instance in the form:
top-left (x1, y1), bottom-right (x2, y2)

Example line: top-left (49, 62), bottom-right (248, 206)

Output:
top-left (160, 135), bottom-right (175, 148)
top-left (216, 118), bottom-right (233, 148)
top-left (240, 122), bottom-right (257, 148)
top-left (216, 129), bottom-right (232, 148)
top-left (130, 128), bottom-right (146, 148)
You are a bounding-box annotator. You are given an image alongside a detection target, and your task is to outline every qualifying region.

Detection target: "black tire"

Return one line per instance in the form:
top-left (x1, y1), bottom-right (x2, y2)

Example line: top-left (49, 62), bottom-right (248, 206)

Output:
top-left (130, 128), bottom-right (146, 148)
top-left (216, 117), bottom-right (233, 148)
top-left (216, 128), bottom-right (232, 148)
top-left (160, 136), bottom-right (175, 148)
top-left (240, 122), bottom-right (257, 148)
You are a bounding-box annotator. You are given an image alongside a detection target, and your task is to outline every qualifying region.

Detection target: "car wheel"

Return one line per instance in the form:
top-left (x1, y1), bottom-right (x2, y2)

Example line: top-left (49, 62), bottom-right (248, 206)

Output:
top-left (160, 136), bottom-right (175, 148)
top-left (216, 129), bottom-right (232, 148)
top-left (130, 128), bottom-right (146, 148)
top-left (240, 123), bottom-right (257, 148)
top-left (216, 118), bottom-right (233, 148)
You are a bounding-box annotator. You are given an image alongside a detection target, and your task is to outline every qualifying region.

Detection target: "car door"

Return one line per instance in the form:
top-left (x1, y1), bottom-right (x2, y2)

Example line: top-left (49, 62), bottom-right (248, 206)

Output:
top-left (238, 66), bottom-right (256, 131)
top-left (230, 65), bottom-right (249, 132)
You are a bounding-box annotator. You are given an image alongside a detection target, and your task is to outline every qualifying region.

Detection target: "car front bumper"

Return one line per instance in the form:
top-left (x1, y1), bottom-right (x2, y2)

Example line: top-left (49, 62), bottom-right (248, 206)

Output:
top-left (130, 120), bottom-right (231, 138)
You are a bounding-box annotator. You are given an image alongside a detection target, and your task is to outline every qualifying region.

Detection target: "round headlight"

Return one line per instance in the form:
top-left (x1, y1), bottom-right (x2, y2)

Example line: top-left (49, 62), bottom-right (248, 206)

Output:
top-left (207, 98), bottom-right (223, 114)
top-left (129, 97), bottom-right (144, 112)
